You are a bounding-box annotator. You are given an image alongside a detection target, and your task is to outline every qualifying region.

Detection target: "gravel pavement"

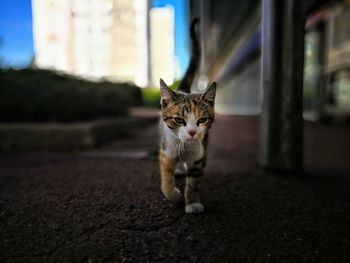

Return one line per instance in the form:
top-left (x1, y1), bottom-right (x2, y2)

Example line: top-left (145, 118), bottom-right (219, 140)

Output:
top-left (1, 115), bottom-right (350, 262)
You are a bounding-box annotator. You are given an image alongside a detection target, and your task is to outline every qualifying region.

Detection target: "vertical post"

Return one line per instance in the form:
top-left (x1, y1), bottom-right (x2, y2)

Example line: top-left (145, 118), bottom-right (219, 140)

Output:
top-left (260, 0), bottom-right (305, 171)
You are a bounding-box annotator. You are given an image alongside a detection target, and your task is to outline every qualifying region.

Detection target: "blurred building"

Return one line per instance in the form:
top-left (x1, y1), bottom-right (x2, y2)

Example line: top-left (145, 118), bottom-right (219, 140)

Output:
top-left (31, 0), bottom-right (72, 72)
top-left (191, 0), bottom-right (350, 120)
top-left (150, 6), bottom-right (175, 86)
top-left (32, 0), bottom-right (151, 86)
top-left (305, 0), bottom-right (350, 121)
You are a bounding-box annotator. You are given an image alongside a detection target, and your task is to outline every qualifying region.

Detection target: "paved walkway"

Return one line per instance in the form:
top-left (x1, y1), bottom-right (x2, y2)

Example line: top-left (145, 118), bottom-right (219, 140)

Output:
top-left (1, 115), bottom-right (350, 262)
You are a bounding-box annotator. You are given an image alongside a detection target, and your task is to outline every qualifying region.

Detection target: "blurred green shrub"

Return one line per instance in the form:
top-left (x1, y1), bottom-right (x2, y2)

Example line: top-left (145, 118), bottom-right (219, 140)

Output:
top-left (142, 87), bottom-right (160, 108)
top-left (0, 68), bottom-right (142, 122)
top-left (169, 80), bottom-right (181, 90)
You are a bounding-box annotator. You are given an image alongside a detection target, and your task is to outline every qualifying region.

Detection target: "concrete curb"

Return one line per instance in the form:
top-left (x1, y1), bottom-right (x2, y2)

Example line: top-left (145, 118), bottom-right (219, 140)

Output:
top-left (0, 116), bottom-right (158, 152)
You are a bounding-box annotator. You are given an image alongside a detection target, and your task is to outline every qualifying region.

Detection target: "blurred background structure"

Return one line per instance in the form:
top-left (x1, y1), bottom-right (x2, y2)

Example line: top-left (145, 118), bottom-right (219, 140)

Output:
top-left (150, 6), bottom-right (176, 85)
top-left (31, 0), bottom-right (178, 86)
top-left (304, 0), bottom-right (350, 121)
top-left (1, 0), bottom-right (347, 118)
top-left (191, 0), bottom-right (350, 121)
top-left (0, 0), bottom-right (190, 151)
top-left (190, 0), bottom-right (350, 170)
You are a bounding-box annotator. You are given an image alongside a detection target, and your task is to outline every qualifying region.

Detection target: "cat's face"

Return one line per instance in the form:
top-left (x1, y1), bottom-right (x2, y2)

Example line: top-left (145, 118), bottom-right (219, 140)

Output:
top-left (160, 79), bottom-right (216, 142)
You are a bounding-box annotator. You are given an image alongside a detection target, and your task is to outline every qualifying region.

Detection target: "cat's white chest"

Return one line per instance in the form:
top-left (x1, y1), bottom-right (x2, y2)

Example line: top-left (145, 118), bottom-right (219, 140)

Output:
top-left (182, 141), bottom-right (203, 161)
top-left (164, 137), bottom-right (203, 163)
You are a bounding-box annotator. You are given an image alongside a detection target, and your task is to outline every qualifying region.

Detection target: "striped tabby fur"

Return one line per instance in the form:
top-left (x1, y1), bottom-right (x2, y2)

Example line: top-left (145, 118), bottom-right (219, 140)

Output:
top-left (159, 19), bottom-right (217, 214)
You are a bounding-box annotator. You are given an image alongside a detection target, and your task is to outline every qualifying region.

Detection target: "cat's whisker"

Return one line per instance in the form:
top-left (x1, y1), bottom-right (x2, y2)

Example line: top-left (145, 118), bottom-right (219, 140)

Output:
top-left (167, 138), bottom-right (178, 148)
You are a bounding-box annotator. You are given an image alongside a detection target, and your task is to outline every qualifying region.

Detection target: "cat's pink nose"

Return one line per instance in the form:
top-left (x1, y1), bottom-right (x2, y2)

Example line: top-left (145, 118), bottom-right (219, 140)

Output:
top-left (188, 130), bottom-right (196, 137)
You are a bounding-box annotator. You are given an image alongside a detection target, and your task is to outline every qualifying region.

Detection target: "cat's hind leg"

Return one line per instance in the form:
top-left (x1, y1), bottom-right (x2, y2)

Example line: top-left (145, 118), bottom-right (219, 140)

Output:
top-left (159, 149), bottom-right (182, 203)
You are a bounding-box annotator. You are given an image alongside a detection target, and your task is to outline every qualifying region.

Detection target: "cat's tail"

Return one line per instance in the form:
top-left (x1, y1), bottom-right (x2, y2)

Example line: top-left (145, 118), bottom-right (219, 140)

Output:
top-left (176, 18), bottom-right (200, 93)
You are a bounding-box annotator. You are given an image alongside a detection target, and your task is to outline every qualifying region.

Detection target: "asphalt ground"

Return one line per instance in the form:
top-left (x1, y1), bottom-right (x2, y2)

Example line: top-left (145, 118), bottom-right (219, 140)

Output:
top-left (1, 115), bottom-right (350, 262)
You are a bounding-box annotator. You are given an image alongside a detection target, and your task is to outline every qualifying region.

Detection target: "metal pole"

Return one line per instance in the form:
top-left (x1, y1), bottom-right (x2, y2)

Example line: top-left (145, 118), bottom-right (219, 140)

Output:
top-left (260, 0), bottom-right (305, 171)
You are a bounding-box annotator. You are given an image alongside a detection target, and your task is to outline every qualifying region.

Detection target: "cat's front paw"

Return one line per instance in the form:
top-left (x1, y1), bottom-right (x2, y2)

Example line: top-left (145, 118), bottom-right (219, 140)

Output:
top-left (162, 187), bottom-right (182, 203)
top-left (185, 202), bottom-right (204, 214)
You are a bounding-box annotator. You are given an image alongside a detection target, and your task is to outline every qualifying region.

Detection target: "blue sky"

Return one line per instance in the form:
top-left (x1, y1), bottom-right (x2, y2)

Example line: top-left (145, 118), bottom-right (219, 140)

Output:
top-left (0, 0), bottom-right (34, 67)
top-left (0, 0), bottom-right (189, 76)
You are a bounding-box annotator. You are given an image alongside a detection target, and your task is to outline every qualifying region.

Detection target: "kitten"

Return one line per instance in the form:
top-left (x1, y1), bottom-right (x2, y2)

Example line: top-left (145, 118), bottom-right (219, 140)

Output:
top-left (159, 19), bottom-right (217, 214)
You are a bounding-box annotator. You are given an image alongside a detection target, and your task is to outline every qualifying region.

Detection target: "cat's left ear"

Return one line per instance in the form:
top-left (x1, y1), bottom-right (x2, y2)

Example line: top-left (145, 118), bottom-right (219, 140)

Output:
top-left (201, 82), bottom-right (216, 106)
top-left (160, 78), bottom-right (176, 108)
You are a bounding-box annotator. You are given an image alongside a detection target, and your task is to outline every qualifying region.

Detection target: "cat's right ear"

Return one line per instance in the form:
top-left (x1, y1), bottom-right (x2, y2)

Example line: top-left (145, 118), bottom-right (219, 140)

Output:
top-left (160, 79), bottom-right (175, 108)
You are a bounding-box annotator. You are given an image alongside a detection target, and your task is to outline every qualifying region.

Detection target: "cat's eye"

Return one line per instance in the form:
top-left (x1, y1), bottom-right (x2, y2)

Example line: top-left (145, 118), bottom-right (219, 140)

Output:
top-left (197, 118), bottom-right (208, 125)
top-left (173, 117), bottom-right (186, 125)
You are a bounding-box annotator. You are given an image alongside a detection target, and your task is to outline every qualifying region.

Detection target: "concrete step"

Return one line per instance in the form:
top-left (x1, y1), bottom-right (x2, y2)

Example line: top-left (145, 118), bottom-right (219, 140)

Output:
top-left (0, 114), bottom-right (158, 152)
